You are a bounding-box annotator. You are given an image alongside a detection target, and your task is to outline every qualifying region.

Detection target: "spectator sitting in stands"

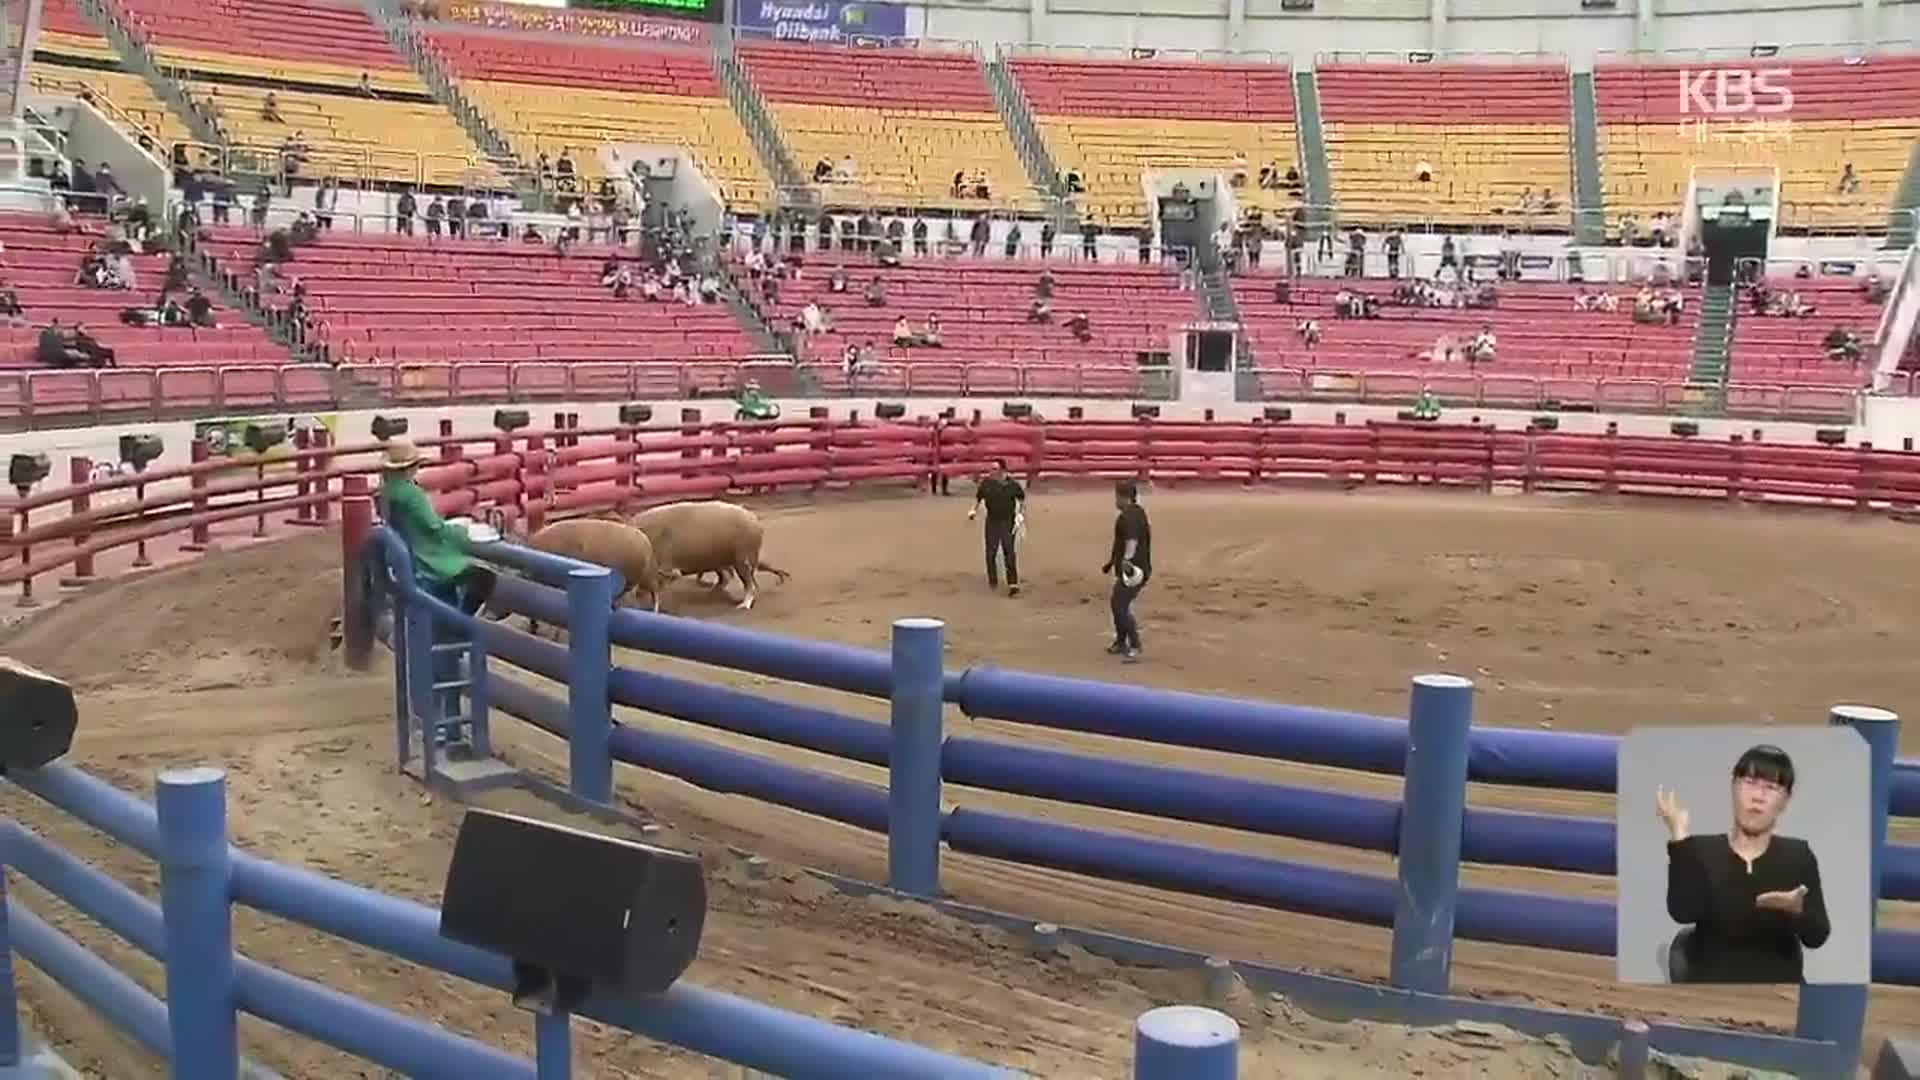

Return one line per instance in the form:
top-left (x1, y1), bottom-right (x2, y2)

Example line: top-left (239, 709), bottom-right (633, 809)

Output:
top-left (1258, 160), bottom-right (1282, 190)
top-left (1824, 327), bottom-right (1863, 362)
top-left (358, 71), bottom-right (378, 98)
top-left (1036, 268), bottom-right (1055, 299)
top-left (290, 211), bottom-right (319, 246)
top-left (878, 239), bottom-right (902, 268)
top-left (51, 198), bottom-right (85, 236)
top-left (1297, 318), bottom-right (1320, 347)
top-left (1659, 290), bottom-right (1685, 325)
top-left (600, 257), bottom-right (622, 286)
top-left (185, 287), bottom-right (215, 328)
top-left (554, 149), bottom-right (577, 190)
top-left (163, 252), bottom-right (189, 295)
top-left (641, 270), bottom-right (663, 301)
top-left (827, 266), bottom-right (849, 293)
top-left (1838, 162), bottom-right (1860, 195)
top-left (1463, 282), bottom-right (1498, 310)
top-left (1517, 188), bottom-right (1540, 214)
top-left (917, 313), bottom-right (943, 347)
top-left (1273, 278), bottom-right (1292, 306)
top-left (968, 169), bottom-right (991, 200)
top-left (156, 296), bottom-right (190, 327)
top-left (1865, 274), bottom-right (1892, 303)
top-left (865, 275), bottom-right (887, 307)
top-left (0, 283), bottom-right (22, 326)
top-left (1415, 157), bottom-right (1433, 183)
top-left (699, 274), bottom-right (720, 303)
top-left (612, 266), bottom-right (634, 300)
top-left (38, 320), bottom-right (112, 368)
top-left (1651, 212), bottom-right (1673, 247)
top-left (260, 227), bottom-right (294, 264)
top-left (1574, 289), bottom-right (1605, 312)
top-left (520, 223), bottom-right (542, 244)
top-left (1027, 297), bottom-right (1053, 323)
top-left (261, 92), bottom-right (283, 123)
top-left (1060, 169), bottom-right (1084, 195)
top-left (1230, 152), bottom-right (1249, 188)
top-left (1469, 326), bottom-right (1497, 363)
top-left (893, 315), bottom-right (915, 346)
top-left (1772, 290), bottom-right (1815, 318)
top-left (1066, 311), bottom-right (1092, 343)
top-left (802, 301), bottom-right (827, 335)
top-left (838, 155), bottom-right (857, 183)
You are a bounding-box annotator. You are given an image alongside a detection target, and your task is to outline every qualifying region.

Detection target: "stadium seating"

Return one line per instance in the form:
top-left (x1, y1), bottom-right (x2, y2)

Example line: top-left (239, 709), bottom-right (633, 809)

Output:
top-left (1594, 56), bottom-right (1920, 232)
top-left (196, 229), bottom-right (759, 366)
top-left (99, 0), bottom-right (498, 187)
top-left (1232, 277), bottom-right (1699, 381)
top-left (751, 256), bottom-right (1193, 388)
top-left (1314, 63), bottom-right (1574, 229)
top-left (423, 30), bottom-right (771, 211)
top-left (737, 42), bottom-right (1038, 213)
top-left (1005, 55), bottom-right (1300, 227)
top-left (1727, 276), bottom-right (1883, 386)
top-left (0, 216), bottom-right (285, 369)
top-left (29, 0), bottom-right (196, 155)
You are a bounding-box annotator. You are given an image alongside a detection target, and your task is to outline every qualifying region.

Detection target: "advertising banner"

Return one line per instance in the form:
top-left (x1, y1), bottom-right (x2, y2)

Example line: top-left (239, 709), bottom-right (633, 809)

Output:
top-left (435, 1), bottom-right (714, 42)
top-left (734, 0), bottom-right (906, 44)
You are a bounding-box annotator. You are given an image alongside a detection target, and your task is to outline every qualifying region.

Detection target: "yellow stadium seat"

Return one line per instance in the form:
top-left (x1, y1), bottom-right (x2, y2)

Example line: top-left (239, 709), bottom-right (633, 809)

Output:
top-left (1601, 121), bottom-right (1912, 231)
top-left (155, 46), bottom-right (426, 95)
top-left (1324, 123), bottom-right (1572, 228)
top-left (1035, 116), bottom-right (1299, 226)
top-left (191, 82), bottom-right (501, 188)
top-left (462, 81), bottom-right (771, 211)
top-left (30, 63), bottom-right (197, 154)
top-left (770, 103), bottom-right (1040, 213)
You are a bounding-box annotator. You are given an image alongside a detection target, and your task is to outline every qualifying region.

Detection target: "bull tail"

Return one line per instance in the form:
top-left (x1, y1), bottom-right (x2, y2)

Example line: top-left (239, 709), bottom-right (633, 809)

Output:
top-left (757, 560), bottom-right (793, 584)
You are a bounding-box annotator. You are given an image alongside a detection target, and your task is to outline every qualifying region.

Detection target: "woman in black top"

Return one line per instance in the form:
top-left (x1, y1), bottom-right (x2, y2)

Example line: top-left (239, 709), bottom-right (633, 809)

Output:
top-left (1658, 744), bottom-right (1831, 983)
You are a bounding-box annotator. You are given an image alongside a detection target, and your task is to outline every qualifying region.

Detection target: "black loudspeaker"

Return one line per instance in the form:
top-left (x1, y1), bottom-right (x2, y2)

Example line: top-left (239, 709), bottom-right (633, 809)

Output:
top-left (1530, 415), bottom-right (1560, 432)
top-left (10, 453), bottom-right (50, 489)
top-left (1067, 406), bottom-right (1084, 420)
top-left (494, 409), bottom-right (531, 433)
top-left (1263, 407), bottom-right (1292, 422)
top-left (679, 408), bottom-right (701, 423)
top-left (808, 406), bottom-right (830, 420)
top-left (1670, 421), bottom-right (1700, 438)
top-left (618, 404), bottom-right (653, 425)
top-left (244, 423), bottom-right (288, 455)
top-left (119, 434), bottom-right (165, 469)
top-left (1002, 402), bottom-right (1033, 419)
top-left (439, 809), bottom-right (706, 1012)
top-left (874, 402), bottom-right (906, 420)
top-left (0, 658), bottom-right (79, 771)
top-left (1814, 428), bottom-right (1846, 446)
top-left (1131, 404), bottom-right (1160, 419)
top-left (371, 415), bottom-right (409, 441)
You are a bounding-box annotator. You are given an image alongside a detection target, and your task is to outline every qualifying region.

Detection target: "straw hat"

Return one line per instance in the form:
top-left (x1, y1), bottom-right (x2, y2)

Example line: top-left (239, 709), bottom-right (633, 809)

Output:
top-left (380, 439), bottom-right (425, 470)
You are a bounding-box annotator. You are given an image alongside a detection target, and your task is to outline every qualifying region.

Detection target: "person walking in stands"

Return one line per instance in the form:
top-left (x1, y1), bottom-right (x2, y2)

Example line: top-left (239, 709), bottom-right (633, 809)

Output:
top-left (968, 458), bottom-right (1025, 596)
top-left (1101, 480), bottom-right (1151, 662)
top-left (378, 439), bottom-right (495, 616)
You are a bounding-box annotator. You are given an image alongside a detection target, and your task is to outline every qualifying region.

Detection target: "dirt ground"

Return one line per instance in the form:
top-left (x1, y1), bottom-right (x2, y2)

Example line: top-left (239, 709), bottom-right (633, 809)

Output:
top-left (4, 485), bottom-right (1920, 1077)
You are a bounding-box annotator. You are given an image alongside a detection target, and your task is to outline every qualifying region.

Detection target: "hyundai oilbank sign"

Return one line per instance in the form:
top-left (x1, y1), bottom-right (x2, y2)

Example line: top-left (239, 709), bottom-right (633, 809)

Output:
top-left (737, 0), bottom-right (907, 42)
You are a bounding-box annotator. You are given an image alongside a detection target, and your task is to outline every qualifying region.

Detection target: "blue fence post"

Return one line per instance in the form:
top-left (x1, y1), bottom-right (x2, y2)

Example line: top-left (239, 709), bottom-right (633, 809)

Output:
top-left (534, 1010), bottom-right (570, 1079)
top-left (566, 566), bottom-right (617, 804)
top-left (1132, 1005), bottom-right (1238, 1080)
top-left (155, 767), bottom-right (239, 1080)
top-left (0, 867), bottom-right (21, 1066)
top-left (467, 633), bottom-right (493, 759)
top-left (407, 601), bottom-right (438, 777)
top-left (1795, 704), bottom-right (1900, 1068)
top-left (1390, 673), bottom-right (1475, 995)
top-left (888, 617), bottom-right (945, 897)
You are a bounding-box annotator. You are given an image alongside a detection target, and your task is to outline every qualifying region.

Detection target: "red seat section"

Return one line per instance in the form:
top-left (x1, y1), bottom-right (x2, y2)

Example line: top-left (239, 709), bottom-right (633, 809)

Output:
top-left (1233, 276), bottom-right (1698, 382)
top-left (0, 216), bottom-right (288, 370)
top-left (1728, 276), bottom-right (1884, 388)
top-left (105, 0), bottom-right (411, 76)
top-left (196, 228), bottom-right (760, 366)
top-left (1314, 63), bottom-right (1573, 228)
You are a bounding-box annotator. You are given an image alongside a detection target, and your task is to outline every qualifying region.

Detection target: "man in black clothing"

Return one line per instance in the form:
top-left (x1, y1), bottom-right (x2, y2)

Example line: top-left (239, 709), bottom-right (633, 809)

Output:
top-left (968, 459), bottom-right (1024, 596)
top-left (1101, 480), bottom-right (1151, 662)
top-left (1657, 744), bottom-right (1831, 983)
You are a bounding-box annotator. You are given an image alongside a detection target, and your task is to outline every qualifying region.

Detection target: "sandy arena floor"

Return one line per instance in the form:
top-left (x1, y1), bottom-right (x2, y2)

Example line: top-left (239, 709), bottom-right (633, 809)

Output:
top-left (4, 486), bottom-right (1920, 1078)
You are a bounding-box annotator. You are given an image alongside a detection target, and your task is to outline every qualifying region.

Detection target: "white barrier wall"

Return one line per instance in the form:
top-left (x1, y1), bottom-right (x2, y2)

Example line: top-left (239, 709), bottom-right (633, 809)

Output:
top-left (908, 0), bottom-right (1919, 63)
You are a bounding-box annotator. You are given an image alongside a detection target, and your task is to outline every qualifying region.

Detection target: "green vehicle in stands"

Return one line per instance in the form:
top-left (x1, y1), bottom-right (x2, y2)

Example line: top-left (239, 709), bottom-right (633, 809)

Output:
top-left (735, 380), bottom-right (781, 422)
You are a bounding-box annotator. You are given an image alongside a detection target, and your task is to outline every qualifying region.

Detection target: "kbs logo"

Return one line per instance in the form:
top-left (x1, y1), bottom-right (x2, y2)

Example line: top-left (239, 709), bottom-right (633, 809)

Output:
top-left (1678, 69), bottom-right (1794, 116)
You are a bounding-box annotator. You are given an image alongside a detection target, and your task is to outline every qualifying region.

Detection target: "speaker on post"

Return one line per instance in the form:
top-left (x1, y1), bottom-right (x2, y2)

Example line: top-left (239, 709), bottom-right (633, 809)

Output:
top-left (439, 809), bottom-right (706, 1013)
top-left (0, 658), bottom-right (79, 772)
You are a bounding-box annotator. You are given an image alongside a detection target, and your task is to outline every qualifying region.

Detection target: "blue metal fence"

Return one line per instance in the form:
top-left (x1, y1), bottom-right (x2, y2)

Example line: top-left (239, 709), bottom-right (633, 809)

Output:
top-left (362, 523), bottom-right (1920, 1079)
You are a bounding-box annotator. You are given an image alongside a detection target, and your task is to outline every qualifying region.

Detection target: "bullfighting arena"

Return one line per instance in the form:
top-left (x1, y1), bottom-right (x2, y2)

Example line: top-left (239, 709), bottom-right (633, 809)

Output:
top-left (5, 486), bottom-right (1920, 1077)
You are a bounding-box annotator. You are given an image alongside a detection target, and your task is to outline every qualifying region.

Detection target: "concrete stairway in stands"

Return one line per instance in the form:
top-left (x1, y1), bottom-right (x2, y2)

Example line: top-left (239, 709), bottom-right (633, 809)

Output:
top-left (77, 0), bottom-right (225, 153)
top-left (1291, 68), bottom-right (1334, 241)
top-left (1569, 71), bottom-right (1607, 245)
top-left (984, 55), bottom-right (1074, 225)
top-left (1690, 282), bottom-right (1734, 384)
top-left (362, 0), bottom-right (530, 194)
top-left (1888, 143), bottom-right (1920, 250)
top-left (715, 46), bottom-right (810, 211)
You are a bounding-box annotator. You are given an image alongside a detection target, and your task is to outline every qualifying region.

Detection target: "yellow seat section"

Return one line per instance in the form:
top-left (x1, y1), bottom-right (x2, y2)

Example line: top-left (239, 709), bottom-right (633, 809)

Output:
top-left (156, 46), bottom-right (425, 95)
top-left (1601, 120), bottom-right (1916, 231)
top-left (463, 80), bottom-right (771, 211)
top-left (191, 82), bottom-right (499, 188)
top-left (1033, 116), bottom-right (1298, 226)
top-left (34, 28), bottom-right (118, 64)
top-left (1325, 123), bottom-right (1572, 228)
top-left (770, 103), bottom-right (1039, 213)
top-left (30, 62), bottom-right (197, 153)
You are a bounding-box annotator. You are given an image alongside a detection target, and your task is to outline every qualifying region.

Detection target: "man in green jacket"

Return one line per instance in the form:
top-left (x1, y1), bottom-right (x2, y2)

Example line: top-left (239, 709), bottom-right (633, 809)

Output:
top-left (379, 439), bottom-right (495, 615)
